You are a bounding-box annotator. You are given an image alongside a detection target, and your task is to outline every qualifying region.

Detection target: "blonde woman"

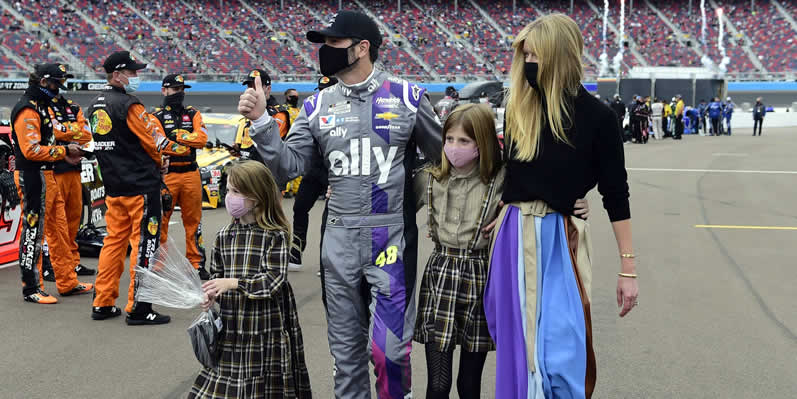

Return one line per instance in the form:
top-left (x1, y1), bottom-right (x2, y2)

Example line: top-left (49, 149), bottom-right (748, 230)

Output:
top-left (483, 14), bottom-right (639, 398)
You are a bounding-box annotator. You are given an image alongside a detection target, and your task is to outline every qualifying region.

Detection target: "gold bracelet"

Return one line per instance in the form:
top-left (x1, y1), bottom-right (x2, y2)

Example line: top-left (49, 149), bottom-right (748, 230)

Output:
top-left (620, 253), bottom-right (636, 259)
top-left (618, 272), bottom-right (638, 278)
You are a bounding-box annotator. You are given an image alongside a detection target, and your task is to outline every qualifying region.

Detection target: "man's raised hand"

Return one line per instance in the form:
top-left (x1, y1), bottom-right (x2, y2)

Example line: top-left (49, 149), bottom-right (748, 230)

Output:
top-left (238, 75), bottom-right (267, 120)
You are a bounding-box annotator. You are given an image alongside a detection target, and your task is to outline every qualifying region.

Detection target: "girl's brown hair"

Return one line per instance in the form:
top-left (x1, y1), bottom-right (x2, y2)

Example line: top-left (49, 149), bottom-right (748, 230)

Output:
top-left (431, 103), bottom-right (502, 184)
top-left (226, 160), bottom-right (291, 234)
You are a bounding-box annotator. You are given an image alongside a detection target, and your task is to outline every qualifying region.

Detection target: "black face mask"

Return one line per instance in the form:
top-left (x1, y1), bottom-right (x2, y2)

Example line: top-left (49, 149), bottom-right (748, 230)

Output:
top-left (39, 85), bottom-right (58, 98)
top-left (287, 96), bottom-right (299, 107)
top-left (164, 91), bottom-right (185, 108)
top-left (524, 62), bottom-right (539, 90)
top-left (319, 43), bottom-right (360, 77)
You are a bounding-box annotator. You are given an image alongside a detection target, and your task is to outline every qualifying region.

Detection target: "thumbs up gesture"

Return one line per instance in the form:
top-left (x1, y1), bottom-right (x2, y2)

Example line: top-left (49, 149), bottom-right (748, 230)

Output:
top-left (238, 75), bottom-right (267, 121)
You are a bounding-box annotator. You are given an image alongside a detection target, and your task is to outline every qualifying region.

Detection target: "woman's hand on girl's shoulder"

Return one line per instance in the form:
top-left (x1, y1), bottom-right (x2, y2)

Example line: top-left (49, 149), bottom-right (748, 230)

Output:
top-left (573, 198), bottom-right (590, 220)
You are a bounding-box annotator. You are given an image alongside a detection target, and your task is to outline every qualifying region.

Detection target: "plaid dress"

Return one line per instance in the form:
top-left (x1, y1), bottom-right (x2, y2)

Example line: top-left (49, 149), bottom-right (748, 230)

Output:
top-left (414, 168), bottom-right (503, 353)
top-left (189, 223), bottom-right (312, 399)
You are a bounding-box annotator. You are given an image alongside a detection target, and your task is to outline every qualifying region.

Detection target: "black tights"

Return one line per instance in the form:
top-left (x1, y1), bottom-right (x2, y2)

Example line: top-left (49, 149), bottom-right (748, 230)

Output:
top-left (425, 346), bottom-right (488, 399)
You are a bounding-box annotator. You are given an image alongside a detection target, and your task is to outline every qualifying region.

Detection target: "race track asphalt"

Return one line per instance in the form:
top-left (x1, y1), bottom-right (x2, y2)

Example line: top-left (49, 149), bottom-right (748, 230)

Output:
top-left (1, 127), bottom-right (796, 398)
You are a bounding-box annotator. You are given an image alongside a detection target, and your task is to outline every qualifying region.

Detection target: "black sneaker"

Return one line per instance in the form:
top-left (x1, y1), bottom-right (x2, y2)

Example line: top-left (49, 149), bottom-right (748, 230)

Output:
top-left (42, 252), bottom-right (55, 281)
top-left (288, 247), bottom-right (303, 272)
top-left (74, 264), bottom-right (96, 276)
top-left (197, 267), bottom-right (211, 281)
top-left (126, 311), bottom-right (171, 326)
top-left (42, 267), bottom-right (56, 282)
top-left (23, 289), bottom-right (58, 304)
top-left (92, 306), bottom-right (122, 320)
top-left (60, 282), bottom-right (94, 297)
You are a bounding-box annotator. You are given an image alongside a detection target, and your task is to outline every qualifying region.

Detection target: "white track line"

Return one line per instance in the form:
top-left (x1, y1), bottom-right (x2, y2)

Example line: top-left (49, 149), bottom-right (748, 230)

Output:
top-left (0, 261), bottom-right (18, 270)
top-left (627, 168), bottom-right (797, 175)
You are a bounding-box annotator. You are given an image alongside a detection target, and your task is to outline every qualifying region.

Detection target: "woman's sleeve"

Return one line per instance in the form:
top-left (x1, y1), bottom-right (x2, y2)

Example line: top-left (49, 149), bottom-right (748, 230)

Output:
top-left (596, 109), bottom-right (631, 222)
top-left (209, 233), bottom-right (223, 279)
top-left (236, 231), bottom-right (288, 299)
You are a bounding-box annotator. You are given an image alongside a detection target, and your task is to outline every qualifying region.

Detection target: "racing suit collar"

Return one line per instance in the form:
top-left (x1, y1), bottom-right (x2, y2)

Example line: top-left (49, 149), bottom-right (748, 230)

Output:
top-left (105, 84), bottom-right (126, 94)
top-left (338, 67), bottom-right (380, 98)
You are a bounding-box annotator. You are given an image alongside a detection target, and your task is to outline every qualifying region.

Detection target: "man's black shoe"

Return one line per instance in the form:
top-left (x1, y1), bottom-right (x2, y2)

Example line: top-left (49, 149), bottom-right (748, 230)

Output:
top-left (74, 264), bottom-right (96, 276)
top-left (198, 267), bottom-right (211, 281)
top-left (92, 306), bottom-right (122, 320)
top-left (42, 253), bottom-right (55, 281)
top-left (42, 267), bottom-right (56, 282)
top-left (126, 311), bottom-right (171, 325)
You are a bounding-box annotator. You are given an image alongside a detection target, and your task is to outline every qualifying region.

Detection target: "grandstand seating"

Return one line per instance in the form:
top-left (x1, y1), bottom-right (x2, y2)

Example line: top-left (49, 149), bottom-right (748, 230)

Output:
top-left (1, 0), bottom-right (794, 79)
top-left (722, 0), bottom-right (796, 72)
top-left (0, 10), bottom-right (62, 68)
top-left (132, 0), bottom-right (258, 74)
top-left (76, 0), bottom-right (198, 73)
top-left (247, 0), bottom-right (319, 72)
top-left (199, 0), bottom-right (313, 75)
top-left (395, 0), bottom-right (493, 76)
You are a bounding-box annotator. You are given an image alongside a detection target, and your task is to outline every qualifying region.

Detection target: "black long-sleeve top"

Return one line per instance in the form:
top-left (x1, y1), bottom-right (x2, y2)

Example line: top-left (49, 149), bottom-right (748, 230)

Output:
top-left (502, 86), bottom-right (631, 222)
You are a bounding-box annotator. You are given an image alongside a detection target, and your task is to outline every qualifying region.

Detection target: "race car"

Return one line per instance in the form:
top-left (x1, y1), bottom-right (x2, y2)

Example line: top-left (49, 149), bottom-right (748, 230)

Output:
top-left (198, 113), bottom-right (240, 209)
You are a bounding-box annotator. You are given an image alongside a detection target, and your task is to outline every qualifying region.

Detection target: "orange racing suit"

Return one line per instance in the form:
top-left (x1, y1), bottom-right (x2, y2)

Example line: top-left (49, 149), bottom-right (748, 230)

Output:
top-left (89, 86), bottom-right (176, 314)
top-left (48, 97), bottom-right (92, 274)
top-left (152, 104), bottom-right (208, 270)
top-left (11, 90), bottom-right (85, 296)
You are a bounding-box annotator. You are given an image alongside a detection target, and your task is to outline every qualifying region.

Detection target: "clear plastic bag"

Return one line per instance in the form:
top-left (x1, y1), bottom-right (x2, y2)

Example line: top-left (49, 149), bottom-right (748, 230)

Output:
top-left (135, 238), bottom-right (224, 369)
top-left (188, 308), bottom-right (223, 369)
top-left (134, 238), bottom-right (204, 309)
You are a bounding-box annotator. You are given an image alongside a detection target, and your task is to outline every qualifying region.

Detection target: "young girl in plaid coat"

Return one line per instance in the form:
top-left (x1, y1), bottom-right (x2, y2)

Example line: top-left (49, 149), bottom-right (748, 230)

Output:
top-left (413, 104), bottom-right (589, 398)
top-left (190, 160), bottom-right (312, 398)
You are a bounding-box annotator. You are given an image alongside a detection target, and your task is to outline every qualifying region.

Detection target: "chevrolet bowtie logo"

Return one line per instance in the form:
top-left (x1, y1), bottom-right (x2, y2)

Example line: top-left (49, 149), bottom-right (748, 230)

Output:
top-left (376, 112), bottom-right (399, 121)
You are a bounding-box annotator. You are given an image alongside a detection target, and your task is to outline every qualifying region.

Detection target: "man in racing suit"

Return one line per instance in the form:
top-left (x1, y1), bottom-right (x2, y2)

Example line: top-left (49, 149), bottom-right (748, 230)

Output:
top-left (723, 96), bottom-right (735, 135)
top-left (151, 74), bottom-right (209, 280)
top-left (231, 69), bottom-right (289, 163)
top-left (48, 82), bottom-right (97, 278)
top-left (89, 51), bottom-right (174, 325)
top-left (11, 63), bottom-right (92, 304)
top-left (239, 11), bottom-right (442, 398)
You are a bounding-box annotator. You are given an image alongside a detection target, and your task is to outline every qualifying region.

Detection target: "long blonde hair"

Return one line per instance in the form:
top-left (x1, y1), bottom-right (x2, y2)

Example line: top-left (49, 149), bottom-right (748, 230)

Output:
top-left (431, 103), bottom-right (502, 184)
top-left (505, 14), bottom-right (584, 161)
top-left (227, 160), bottom-right (291, 235)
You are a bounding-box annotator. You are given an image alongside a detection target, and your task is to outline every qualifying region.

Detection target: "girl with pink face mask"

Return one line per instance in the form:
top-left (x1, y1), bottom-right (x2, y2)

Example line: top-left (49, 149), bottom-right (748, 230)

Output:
top-left (191, 160), bottom-right (311, 398)
top-left (412, 103), bottom-right (590, 398)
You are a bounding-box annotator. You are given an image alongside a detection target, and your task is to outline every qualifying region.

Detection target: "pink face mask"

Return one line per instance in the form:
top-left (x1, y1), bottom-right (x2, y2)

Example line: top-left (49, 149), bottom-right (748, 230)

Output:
top-left (225, 193), bottom-right (252, 218)
top-left (444, 144), bottom-right (480, 168)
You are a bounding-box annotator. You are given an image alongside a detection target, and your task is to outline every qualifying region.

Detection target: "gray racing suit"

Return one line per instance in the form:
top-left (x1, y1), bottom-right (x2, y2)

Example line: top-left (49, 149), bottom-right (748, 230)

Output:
top-left (249, 69), bottom-right (442, 399)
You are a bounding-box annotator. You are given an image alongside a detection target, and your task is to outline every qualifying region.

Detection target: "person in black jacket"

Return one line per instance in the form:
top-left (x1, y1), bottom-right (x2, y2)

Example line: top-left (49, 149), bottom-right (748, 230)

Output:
top-left (482, 14), bottom-right (638, 398)
top-left (610, 94), bottom-right (626, 130)
top-left (632, 96), bottom-right (650, 144)
top-left (752, 97), bottom-right (766, 136)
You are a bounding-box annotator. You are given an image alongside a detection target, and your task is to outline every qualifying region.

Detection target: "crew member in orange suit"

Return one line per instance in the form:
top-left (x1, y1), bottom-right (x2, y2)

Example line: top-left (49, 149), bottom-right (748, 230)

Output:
top-left (152, 73), bottom-right (210, 280)
top-left (88, 51), bottom-right (176, 325)
top-left (11, 63), bottom-right (93, 304)
top-left (48, 78), bottom-right (97, 279)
